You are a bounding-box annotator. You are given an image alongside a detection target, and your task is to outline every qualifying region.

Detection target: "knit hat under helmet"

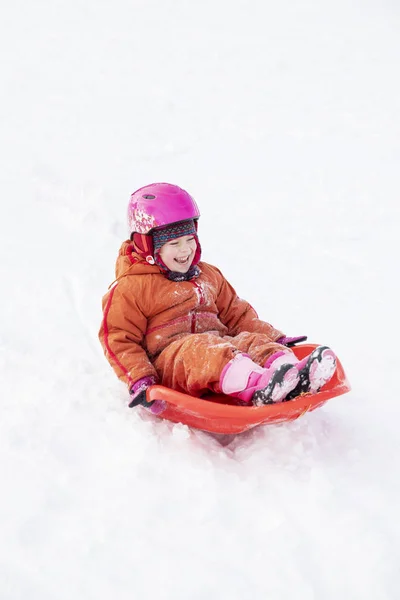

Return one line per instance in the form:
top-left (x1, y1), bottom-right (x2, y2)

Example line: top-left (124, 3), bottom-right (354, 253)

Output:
top-left (153, 218), bottom-right (201, 271)
top-left (153, 220), bottom-right (197, 253)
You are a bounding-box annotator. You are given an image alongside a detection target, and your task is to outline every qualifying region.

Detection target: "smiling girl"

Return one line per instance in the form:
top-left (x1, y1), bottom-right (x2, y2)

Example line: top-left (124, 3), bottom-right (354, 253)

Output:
top-left (99, 183), bottom-right (336, 413)
top-left (158, 234), bottom-right (197, 273)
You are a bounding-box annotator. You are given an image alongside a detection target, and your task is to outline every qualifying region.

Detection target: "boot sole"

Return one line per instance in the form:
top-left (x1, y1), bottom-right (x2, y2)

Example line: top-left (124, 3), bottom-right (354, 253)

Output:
top-left (252, 364), bottom-right (299, 406)
top-left (286, 346), bottom-right (337, 400)
top-left (308, 347), bottom-right (336, 393)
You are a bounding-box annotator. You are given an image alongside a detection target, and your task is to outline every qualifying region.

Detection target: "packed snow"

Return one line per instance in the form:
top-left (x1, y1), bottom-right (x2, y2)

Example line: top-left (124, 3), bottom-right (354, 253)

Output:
top-left (1, 0), bottom-right (400, 598)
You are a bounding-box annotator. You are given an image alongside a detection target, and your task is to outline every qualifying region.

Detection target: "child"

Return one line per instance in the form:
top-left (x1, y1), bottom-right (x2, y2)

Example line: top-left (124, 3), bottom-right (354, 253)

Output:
top-left (99, 183), bottom-right (336, 413)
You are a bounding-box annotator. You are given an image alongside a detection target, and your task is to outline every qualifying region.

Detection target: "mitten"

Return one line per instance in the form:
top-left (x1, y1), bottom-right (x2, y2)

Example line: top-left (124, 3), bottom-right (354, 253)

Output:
top-left (128, 376), bottom-right (166, 415)
top-left (276, 335), bottom-right (308, 347)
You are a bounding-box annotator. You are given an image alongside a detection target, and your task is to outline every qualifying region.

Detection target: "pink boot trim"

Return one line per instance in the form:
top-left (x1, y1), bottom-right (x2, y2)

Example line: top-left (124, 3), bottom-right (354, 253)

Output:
top-left (220, 353), bottom-right (300, 405)
top-left (264, 351), bottom-right (297, 369)
top-left (220, 354), bottom-right (264, 397)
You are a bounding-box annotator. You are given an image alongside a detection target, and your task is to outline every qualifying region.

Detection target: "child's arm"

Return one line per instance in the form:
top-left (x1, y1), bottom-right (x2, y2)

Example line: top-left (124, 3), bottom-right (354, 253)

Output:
top-left (99, 284), bottom-right (158, 390)
top-left (214, 268), bottom-right (285, 341)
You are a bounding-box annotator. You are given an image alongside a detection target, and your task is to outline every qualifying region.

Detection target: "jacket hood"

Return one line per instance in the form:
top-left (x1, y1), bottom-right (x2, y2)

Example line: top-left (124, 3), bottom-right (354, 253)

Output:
top-left (115, 240), bottom-right (161, 280)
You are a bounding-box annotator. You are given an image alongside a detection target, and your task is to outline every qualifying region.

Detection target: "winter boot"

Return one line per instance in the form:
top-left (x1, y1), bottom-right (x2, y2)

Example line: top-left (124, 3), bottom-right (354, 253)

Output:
top-left (285, 346), bottom-right (337, 400)
top-left (220, 352), bottom-right (300, 406)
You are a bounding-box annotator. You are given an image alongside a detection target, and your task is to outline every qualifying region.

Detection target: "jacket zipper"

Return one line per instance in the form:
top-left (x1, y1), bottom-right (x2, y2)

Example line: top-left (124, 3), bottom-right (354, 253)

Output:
top-left (191, 281), bottom-right (205, 305)
top-left (191, 311), bottom-right (196, 333)
top-left (190, 281), bottom-right (205, 333)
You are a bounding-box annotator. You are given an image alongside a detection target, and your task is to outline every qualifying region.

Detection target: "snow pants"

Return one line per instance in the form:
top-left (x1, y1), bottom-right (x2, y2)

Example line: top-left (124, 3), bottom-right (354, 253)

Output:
top-left (153, 331), bottom-right (286, 397)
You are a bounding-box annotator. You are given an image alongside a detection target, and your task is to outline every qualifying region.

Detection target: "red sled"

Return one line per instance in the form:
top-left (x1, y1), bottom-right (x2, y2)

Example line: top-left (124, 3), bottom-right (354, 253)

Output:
top-left (146, 344), bottom-right (351, 434)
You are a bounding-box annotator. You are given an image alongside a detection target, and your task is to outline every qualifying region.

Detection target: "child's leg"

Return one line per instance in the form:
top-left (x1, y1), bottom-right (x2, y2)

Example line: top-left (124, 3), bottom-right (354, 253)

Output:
top-left (225, 331), bottom-right (290, 365)
top-left (153, 333), bottom-right (238, 397)
top-left (224, 332), bottom-right (337, 401)
top-left (154, 332), bottom-right (299, 405)
top-left (153, 332), bottom-right (336, 405)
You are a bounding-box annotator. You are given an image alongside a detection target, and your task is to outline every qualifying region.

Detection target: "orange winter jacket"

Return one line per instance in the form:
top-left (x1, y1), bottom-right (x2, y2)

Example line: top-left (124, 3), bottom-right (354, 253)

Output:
top-left (99, 241), bottom-right (284, 389)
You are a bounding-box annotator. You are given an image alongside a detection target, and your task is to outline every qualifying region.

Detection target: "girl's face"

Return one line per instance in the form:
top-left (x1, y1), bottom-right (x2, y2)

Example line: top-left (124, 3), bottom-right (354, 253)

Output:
top-left (159, 235), bottom-right (197, 273)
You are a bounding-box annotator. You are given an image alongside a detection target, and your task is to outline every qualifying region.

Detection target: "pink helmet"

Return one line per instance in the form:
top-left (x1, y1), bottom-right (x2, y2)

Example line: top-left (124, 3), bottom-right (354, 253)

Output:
top-left (127, 182), bottom-right (200, 235)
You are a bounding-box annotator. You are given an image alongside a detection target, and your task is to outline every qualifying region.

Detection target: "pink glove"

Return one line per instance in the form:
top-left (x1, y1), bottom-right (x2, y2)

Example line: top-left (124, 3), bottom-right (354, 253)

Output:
top-left (276, 336), bottom-right (308, 347)
top-left (128, 376), bottom-right (166, 415)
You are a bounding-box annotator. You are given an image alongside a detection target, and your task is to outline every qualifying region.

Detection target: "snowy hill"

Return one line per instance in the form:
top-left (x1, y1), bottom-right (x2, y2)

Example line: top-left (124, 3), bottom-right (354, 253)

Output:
top-left (1, 1), bottom-right (399, 598)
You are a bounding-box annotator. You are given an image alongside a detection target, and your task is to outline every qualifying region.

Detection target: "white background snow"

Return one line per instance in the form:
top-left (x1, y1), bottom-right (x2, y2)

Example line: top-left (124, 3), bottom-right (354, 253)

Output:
top-left (1, 0), bottom-right (400, 598)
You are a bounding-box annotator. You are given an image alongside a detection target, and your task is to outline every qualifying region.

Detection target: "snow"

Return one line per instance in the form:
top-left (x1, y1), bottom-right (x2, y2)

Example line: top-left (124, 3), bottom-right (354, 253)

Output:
top-left (1, 0), bottom-right (400, 598)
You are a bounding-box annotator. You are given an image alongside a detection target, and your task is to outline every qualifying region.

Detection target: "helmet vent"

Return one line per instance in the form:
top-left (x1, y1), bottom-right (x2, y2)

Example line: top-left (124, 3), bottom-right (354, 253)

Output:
top-left (143, 194), bottom-right (156, 199)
